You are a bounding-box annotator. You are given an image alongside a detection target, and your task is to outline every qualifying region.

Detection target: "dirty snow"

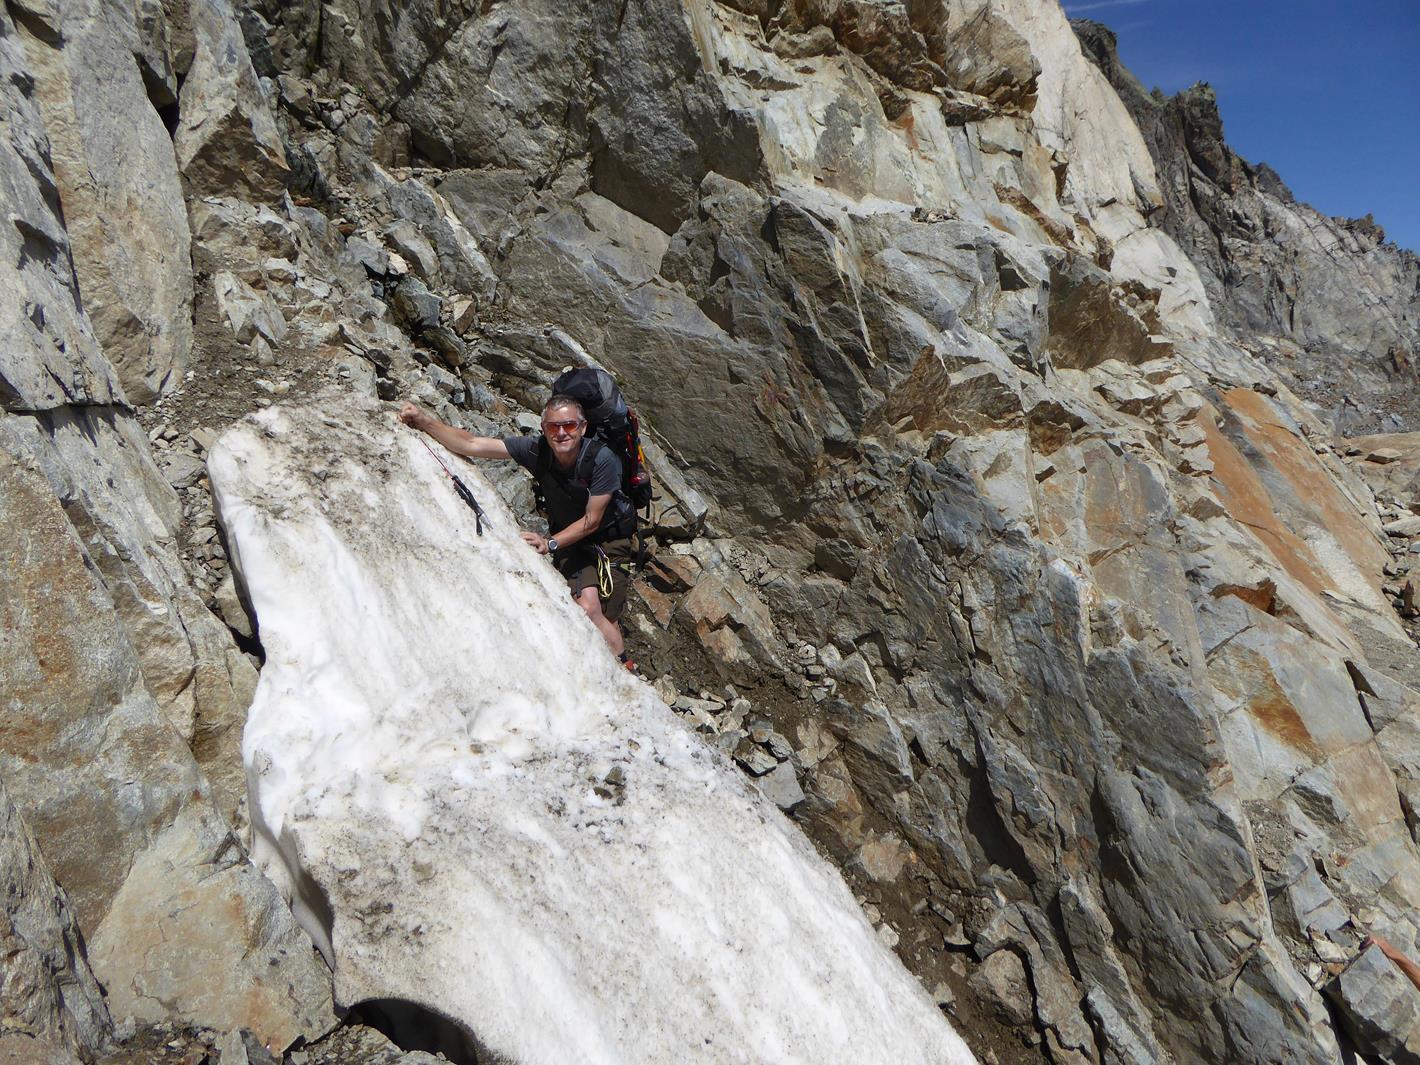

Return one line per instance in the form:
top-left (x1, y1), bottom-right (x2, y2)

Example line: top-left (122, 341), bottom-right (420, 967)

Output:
top-left (208, 393), bottom-right (975, 1065)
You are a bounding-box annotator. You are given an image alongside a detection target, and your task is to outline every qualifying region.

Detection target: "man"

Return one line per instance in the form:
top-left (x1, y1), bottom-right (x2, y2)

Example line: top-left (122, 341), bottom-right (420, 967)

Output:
top-left (398, 397), bottom-right (636, 666)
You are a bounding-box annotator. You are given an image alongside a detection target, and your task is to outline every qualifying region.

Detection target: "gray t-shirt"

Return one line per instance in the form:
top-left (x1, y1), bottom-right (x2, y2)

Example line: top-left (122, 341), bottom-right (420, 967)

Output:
top-left (503, 436), bottom-right (624, 536)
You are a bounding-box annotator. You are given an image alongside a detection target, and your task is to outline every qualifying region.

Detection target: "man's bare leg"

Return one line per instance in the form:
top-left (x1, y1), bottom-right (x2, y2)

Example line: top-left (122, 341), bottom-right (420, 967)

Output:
top-left (574, 585), bottom-right (624, 656)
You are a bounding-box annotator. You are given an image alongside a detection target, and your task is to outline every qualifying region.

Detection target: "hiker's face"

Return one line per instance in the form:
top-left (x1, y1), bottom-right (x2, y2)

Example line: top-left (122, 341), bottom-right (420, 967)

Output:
top-left (542, 408), bottom-right (585, 458)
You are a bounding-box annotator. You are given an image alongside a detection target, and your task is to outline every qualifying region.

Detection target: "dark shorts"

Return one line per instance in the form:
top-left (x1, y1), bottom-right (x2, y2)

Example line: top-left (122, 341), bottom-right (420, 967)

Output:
top-left (553, 538), bottom-right (635, 623)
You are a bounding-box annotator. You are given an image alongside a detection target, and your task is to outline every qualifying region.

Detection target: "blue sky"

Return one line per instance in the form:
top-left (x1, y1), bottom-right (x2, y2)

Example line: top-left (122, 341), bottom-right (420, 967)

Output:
top-left (1062, 0), bottom-right (1420, 253)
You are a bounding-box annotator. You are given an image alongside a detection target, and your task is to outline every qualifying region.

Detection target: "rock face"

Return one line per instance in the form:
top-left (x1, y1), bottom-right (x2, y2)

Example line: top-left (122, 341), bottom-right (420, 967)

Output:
top-left (0, 2), bottom-right (332, 1055)
top-left (3, 0), bottom-right (1420, 1062)
top-left (0, 7), bottom-right (122, 412)
top-left (1329, 944), bottom-right (1420, 1063)
top-left (1074, 19), bottom-right (1420, 436)
top-left (243, 1), bottom-right (1420, 1060)
top-left (0, 443), bottom-right (333, 1049)
top-left (174, 0), bottom-right (289, 201)
top-left (209, 393), bottom-right (977, 1065)
top-left (14, 0), bottom-right (194, 404)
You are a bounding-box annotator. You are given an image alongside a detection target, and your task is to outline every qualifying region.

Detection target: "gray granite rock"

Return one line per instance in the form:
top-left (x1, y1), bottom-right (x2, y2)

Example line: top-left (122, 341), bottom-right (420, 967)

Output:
top-left (15, 0), bottom-right (193, 404)
top-left (175, 0), bottom-right (288, 201)
top-left (968, 950), bottom-right (1032, 1029)
top-left (756, 761), bottom-right (806, 811)
top-left (0, 776), bottom-right (111, 1061)
top-left (0, 447), bottom-right (332, 1050)
top-left (1, 1), bottom-right (1418, 1063)
top-left (1, 408), bottom-right (257, 821)
top-left (0, 7), bottom-right (122, 412)
top-left (1328, 945), bottom-right (1420, 1064)
top-left (383, 175), bottom-right (498, 302)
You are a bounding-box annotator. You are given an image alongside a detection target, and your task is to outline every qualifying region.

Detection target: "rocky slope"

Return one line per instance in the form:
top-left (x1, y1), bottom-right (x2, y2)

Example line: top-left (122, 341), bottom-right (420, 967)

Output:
top-left (2, 0), bottom-right (1419, 1063)
top-left (1073, 19), bottom-right (1420, 437)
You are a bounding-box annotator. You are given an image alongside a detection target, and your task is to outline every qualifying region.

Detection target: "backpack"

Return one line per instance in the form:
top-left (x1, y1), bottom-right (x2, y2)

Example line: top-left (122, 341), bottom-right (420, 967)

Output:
top-left (550, 368), bottom-right (653, 511)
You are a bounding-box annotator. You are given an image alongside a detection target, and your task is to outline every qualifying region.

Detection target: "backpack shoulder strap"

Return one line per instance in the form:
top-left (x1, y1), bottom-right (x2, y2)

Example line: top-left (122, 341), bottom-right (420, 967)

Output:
top-left (578, 439), bottom-right (605, 484)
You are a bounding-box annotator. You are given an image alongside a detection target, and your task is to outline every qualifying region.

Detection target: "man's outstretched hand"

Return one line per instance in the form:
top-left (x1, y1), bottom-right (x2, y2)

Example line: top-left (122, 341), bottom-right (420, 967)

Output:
top-left (521, 531), bottom-right (549, 555)
top-left (395, 405), bottom-right (508, 461)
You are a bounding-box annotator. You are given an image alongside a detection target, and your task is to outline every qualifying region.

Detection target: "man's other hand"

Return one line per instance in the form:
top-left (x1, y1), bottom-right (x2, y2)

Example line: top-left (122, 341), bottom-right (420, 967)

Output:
top-left (521, 531), bottom-right (549, 554)
top-left (398, 402), bottom-right (425, 428)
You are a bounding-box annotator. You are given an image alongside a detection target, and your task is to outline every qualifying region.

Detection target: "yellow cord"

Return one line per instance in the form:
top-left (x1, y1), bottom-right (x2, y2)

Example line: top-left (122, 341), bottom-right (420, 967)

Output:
top-left (596, 548), bottom-right (614, 599)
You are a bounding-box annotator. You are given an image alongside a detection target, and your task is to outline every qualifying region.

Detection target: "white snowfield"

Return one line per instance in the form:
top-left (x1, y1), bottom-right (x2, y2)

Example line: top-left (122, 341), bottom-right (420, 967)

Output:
top-left (208, 393), bottom-right (976, 1065)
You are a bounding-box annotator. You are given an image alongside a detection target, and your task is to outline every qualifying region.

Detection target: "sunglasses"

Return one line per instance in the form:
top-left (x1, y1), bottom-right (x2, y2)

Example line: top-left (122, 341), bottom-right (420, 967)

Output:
top-left (542, 419), bottom-right (582, 434)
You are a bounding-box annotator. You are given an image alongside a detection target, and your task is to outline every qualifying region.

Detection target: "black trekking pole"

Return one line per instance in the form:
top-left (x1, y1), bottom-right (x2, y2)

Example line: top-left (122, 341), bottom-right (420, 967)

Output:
top-left (415, 435), bottom-right (487, 536)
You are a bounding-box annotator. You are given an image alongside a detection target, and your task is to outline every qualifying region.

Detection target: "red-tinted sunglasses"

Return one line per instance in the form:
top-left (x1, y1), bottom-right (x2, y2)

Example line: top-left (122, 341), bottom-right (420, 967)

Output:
top-left (542, 419), bottom-right (582, 434)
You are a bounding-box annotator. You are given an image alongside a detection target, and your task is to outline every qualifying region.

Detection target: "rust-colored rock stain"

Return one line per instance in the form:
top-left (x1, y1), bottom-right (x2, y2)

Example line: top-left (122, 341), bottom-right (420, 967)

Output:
top-left (1247, 688), bottom-right (1322, 761)
top-left (1198, 403), bottom-right (1331, 596)
top-left (1211, 580), bottom-right (1278, 615)
top-left (1223, 388), bottom-right (1390, 580)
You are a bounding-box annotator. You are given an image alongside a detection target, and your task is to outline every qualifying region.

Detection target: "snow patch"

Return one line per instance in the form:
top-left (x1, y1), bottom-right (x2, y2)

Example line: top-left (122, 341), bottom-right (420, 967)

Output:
top-left (209, 393), bottom-right (975, 1065)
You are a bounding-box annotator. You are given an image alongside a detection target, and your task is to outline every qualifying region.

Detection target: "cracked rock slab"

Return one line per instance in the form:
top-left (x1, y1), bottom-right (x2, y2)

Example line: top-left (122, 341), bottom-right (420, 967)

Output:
top-left (1327, 944), bottom-right (1420, 1064)
top-left (174, 0), bottom-right (288, 202)
top-left (0, 776), bottom-right (111, 1062)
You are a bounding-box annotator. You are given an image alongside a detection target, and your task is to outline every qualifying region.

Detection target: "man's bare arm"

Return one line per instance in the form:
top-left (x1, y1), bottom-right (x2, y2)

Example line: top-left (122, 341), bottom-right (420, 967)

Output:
top-left (524, 493), bottom-right (612, 555)
top-left (398, 403), bottom-right (508, 460)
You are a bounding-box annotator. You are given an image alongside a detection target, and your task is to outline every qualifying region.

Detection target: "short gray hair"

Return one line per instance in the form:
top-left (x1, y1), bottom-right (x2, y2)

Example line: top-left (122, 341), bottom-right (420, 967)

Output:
top-left (542, 394), bottom-right (585, 421)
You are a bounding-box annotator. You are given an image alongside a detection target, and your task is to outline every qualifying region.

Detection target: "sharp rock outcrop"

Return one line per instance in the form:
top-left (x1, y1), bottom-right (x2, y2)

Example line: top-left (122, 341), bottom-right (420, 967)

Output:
top-left (0, 0), bottom-right (334, 1056)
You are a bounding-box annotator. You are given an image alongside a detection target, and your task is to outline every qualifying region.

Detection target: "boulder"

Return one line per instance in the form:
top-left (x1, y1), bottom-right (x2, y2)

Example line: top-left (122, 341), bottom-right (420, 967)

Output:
top-left (174, 0), bottom-right (288, 202)
top-left (969, 950), bottom-right (1033, 1028)
top-left (1385, 516), bottom-right (1420, 538)
top-left (757, 760), bottom-right (807, 811)
top-left (88, 807), bottom-right (335, 1051)
top-left (942, 3), bottom-right (1040, 107)
top-left (214, 271), bottom-right (289, 345)
top-left (381, 220), bottom-right (441, 285)
top-left (679, 560), bottom-right (784, 684)
top-left (1327, 944), bottom-right (1420, 1064)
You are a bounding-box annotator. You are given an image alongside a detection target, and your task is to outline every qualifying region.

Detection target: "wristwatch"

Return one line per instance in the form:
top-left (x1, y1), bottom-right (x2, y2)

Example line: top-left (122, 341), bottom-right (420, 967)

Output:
top-left (546, 537), bottom-right (559, 552)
